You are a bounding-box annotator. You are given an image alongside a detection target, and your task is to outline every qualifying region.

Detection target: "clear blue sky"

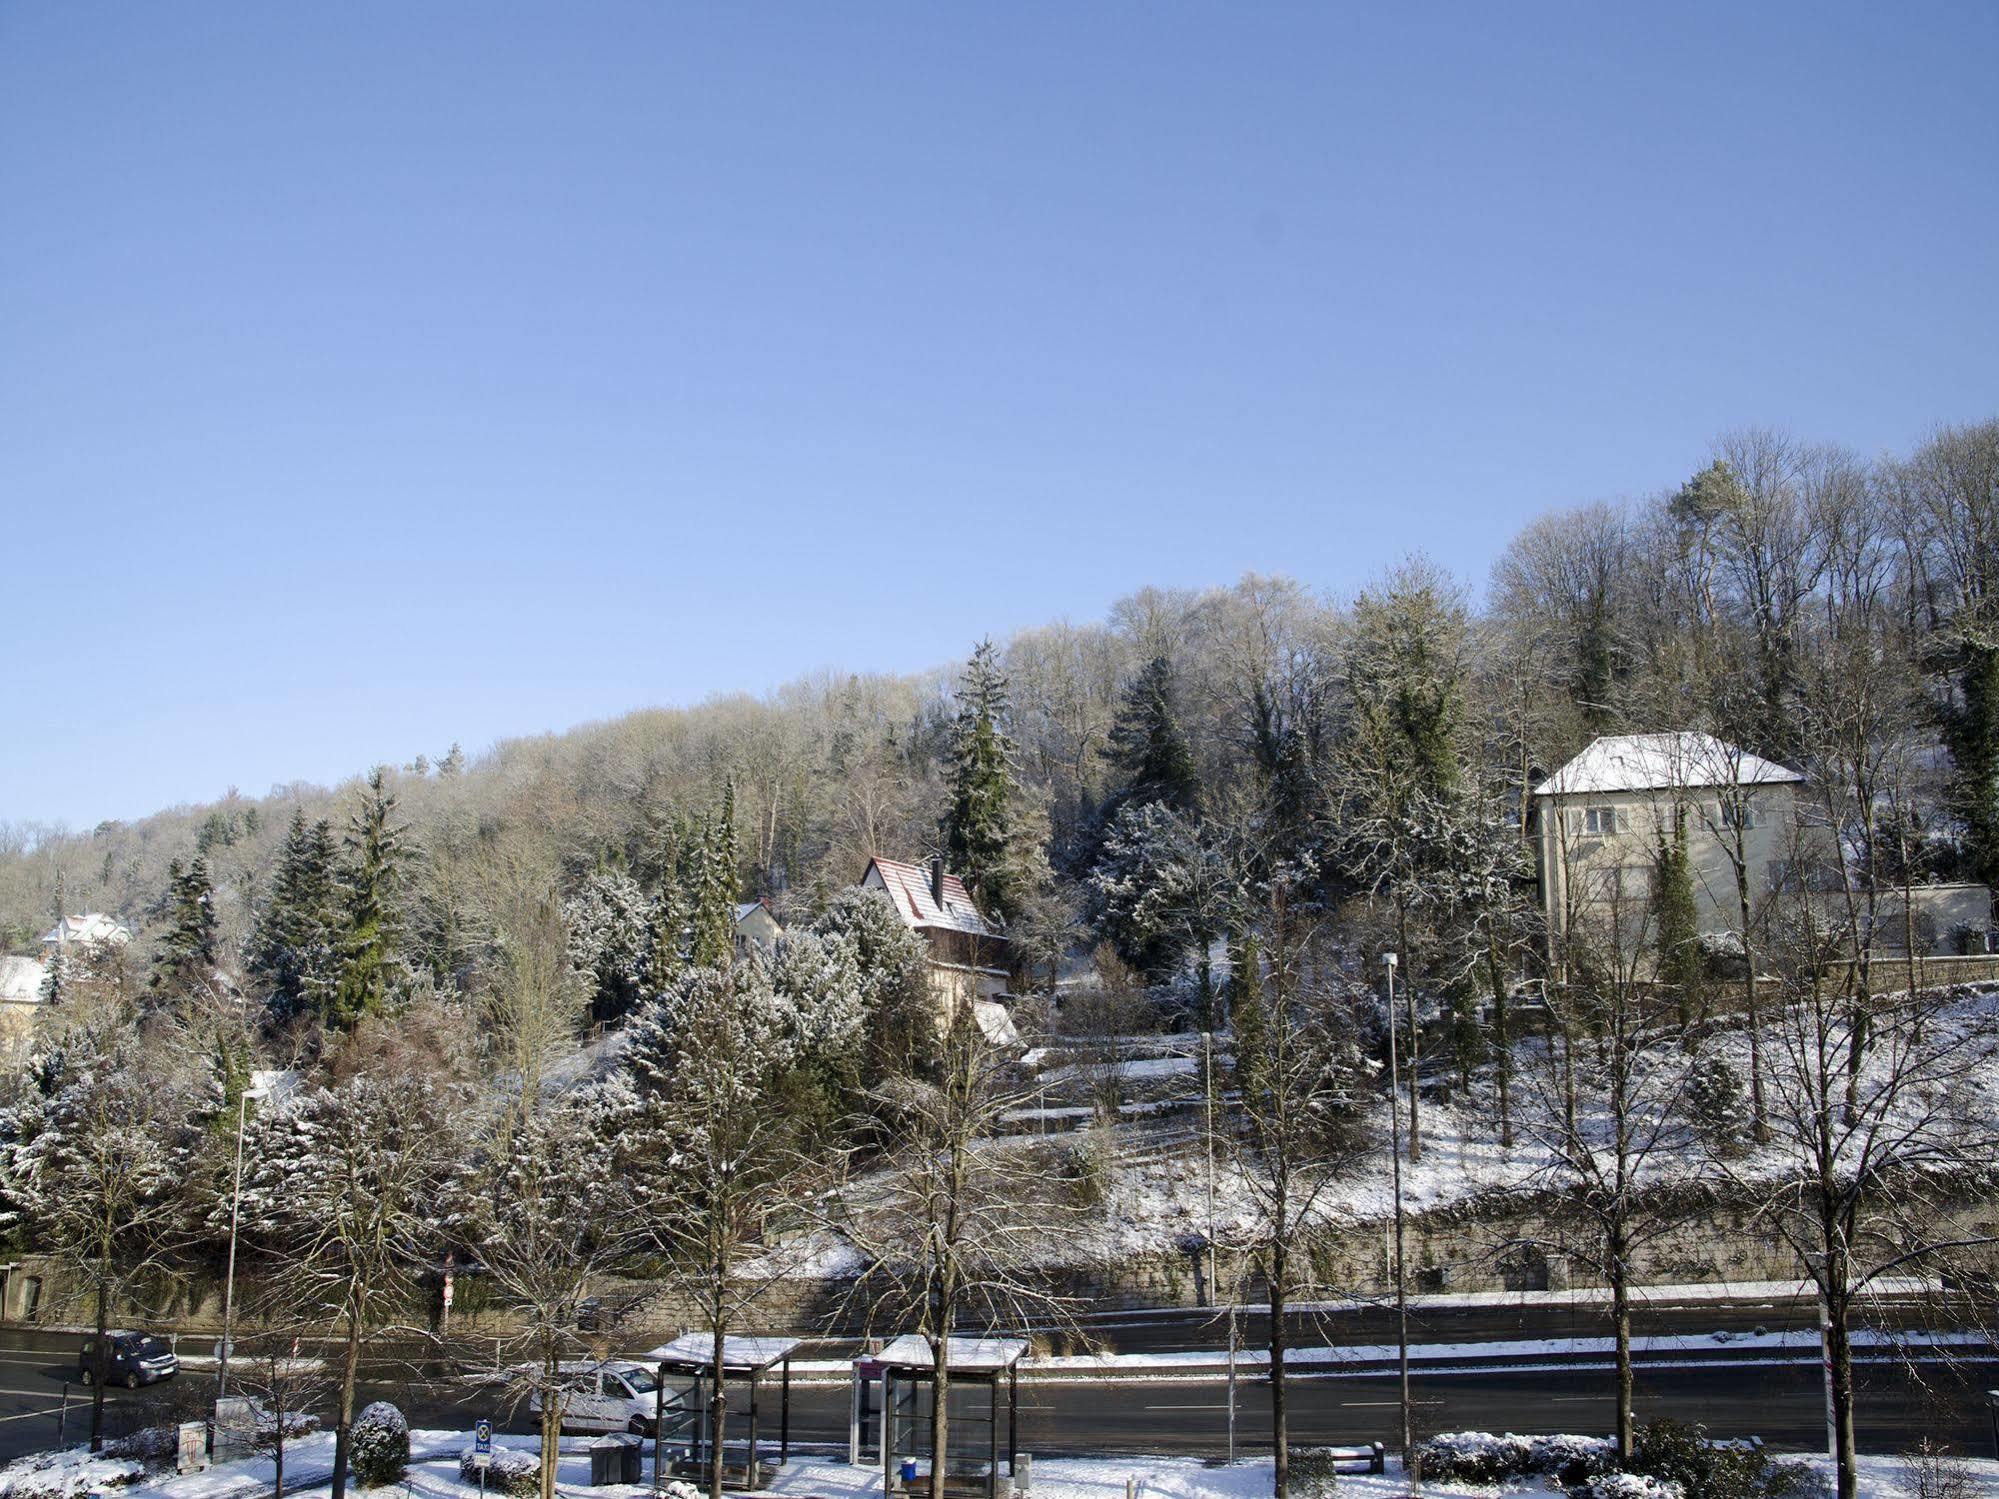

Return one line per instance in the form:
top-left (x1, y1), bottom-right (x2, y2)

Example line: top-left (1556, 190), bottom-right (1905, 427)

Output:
top-left (4, 3), bottom-right (1995, 829)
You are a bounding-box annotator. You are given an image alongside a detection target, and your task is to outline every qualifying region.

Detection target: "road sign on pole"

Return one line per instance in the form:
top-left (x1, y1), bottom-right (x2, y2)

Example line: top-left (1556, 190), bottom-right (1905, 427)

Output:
top-left (473, 1418), bottom-right (493, 1468)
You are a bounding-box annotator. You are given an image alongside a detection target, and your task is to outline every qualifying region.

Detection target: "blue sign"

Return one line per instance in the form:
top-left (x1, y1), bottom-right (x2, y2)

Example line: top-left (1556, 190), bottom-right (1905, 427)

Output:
top-left (474, 1419), bottom-right (493, 1468)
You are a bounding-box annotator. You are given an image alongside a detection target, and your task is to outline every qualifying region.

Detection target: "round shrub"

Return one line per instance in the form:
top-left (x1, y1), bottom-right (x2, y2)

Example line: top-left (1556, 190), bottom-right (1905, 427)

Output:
top-left (349, 1402), bottom-right (410, 1488)
top-left (460, 1445), bottom-right (539, 1496)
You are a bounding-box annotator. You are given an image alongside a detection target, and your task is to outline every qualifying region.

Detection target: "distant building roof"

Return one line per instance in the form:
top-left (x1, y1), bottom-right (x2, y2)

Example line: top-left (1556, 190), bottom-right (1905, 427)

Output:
top-left (1534, 733), bottom-right (1804, 798)
top-left (734, 900), bottom-right (778, 926)
top-left (39, 913), bottom-right (131, 948)
top-left (0, 956), bottom-right (47, 1005)
top-left (863, 857), bottom-right (999, 939)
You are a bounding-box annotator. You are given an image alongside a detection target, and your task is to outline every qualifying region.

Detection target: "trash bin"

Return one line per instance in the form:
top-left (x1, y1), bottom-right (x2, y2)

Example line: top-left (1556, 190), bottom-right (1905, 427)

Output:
top-left (589, 1436), bottom-right (632, 1486)
top-left (619, 1435), bottom-right (643, 1484)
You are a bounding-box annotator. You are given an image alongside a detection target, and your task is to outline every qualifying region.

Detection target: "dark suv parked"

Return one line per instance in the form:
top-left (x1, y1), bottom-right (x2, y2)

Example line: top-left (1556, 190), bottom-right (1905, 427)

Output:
top-left (78, 1331), bottom-right (178, 1388)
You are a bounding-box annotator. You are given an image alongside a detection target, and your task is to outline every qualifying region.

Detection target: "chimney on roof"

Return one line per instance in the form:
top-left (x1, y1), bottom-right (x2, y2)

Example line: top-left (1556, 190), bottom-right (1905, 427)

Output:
top-left (930, 854), bottom-right (946, 909)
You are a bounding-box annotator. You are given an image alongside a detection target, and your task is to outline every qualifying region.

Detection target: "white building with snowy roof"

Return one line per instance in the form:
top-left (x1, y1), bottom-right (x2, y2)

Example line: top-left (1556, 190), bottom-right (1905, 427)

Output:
top-left (39, 912), bottom-right (131, 953)
top-left (1532, 732), bottom-right (1813, 970)
top-left (859, 855), bottom-right (1015, 1031)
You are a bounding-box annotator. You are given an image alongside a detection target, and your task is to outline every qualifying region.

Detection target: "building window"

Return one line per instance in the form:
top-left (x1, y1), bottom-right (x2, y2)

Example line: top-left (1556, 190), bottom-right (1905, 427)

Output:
top-left (1721, 800), bottom-right (1758, 831)
top-left (1575, 805), bottom-right (1626, 838)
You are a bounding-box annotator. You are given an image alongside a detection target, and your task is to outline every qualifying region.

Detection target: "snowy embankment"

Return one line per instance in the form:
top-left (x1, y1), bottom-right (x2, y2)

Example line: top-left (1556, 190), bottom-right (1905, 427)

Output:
top-left (28, 1432), bottom-right (1999, 1499)
top-left (1027, 984), bottom-right (1999, 1269)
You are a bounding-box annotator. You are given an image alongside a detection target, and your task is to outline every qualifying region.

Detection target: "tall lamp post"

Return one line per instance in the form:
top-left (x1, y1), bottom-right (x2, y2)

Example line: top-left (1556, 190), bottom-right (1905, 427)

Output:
top-left (1386, 953), bottom-right (1415, 1490)
top-left (216, 1081), bottom-right (269, 1404)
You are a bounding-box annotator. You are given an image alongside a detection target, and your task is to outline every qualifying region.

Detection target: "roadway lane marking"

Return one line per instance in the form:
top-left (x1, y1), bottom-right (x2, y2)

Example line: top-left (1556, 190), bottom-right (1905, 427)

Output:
top-left (0, 1407), bottom-right (67, 1425)
top-left (1552, 1396), bottom-right (1611, 1402)
top-left (1340, 1400), bottom-right (1442, 1407)
top-left (1143, 1403), bottom-right (1231, 1410)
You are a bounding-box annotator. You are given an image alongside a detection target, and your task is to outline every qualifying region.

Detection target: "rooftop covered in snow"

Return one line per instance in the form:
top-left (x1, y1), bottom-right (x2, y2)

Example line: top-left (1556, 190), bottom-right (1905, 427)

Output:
top-left (39, 912), bottom-right (131, 948)
top-left (1534, 733), bottom-right (1803, 798)
top-left (866, 1334), bottom-right (1029, 1373)
top-left (644, 1333), bottom-right (802, 1373)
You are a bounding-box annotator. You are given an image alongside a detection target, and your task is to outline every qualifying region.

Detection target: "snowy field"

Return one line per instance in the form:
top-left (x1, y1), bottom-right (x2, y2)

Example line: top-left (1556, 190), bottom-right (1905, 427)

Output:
top-left (12, 1432), bottom-right (1999, 1499)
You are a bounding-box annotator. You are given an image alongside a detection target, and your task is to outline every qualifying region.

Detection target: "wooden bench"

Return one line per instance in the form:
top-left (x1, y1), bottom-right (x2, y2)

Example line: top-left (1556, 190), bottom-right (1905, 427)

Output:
top-left (1311, 1444), bottom-right (1387, 1475)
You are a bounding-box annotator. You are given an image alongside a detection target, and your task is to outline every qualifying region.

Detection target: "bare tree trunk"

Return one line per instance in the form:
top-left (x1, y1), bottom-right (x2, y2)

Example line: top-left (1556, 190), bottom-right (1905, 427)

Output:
top-left (1269, 1234), bottom-right (1289, 1499)
top-left (540, 1345), bottom-right (562, 1499)
top-left (1610, 1229), bottom-right (1634, 1461)
top-left (709, 1313), bottom-right (728, 1499)
top-left (89, 1273), bottom-right (109, 1451)
top-left (1488, 938), bottom-right (1513, 1149)
top-left (330, 1307), bottom-right (362, 1499)
top-left (1828, 1304), bottom-right (1858, 1499)
top-left (928, 1338), bottom-right (951, 1499)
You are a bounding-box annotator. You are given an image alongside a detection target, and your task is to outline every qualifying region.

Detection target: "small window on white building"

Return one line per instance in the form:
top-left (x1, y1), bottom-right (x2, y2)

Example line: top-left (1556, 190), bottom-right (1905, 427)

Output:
top-left (1721, 800), bottom-right (1758, 831)
top-left (1576, 805), bottom-right (1626, 838)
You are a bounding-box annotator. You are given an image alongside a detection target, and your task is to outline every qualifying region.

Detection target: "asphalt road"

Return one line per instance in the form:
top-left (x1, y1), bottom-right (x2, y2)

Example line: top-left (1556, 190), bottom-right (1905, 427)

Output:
top-left (1, 1316), bottom-right (1992, 1470)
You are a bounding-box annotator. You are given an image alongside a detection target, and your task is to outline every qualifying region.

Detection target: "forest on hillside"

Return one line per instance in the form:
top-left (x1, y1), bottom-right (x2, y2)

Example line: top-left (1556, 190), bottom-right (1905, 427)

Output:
top-left (3, 418), bottom-right (1993, 1015)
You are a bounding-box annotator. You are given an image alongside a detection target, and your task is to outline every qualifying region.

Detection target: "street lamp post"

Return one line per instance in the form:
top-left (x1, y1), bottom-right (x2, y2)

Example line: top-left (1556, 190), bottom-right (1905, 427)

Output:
top-left (216, 1082), bottom-right (268, 1404)
top-left (1202, 1030), bottom-right (1217, 1308)
top-left (1386, 953), bottom-right (1415, 1490)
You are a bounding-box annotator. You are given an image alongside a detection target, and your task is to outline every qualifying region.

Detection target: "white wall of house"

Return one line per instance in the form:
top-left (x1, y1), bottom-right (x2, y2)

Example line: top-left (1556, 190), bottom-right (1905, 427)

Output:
top-left (1536, 781), bottom-right (1812, 961)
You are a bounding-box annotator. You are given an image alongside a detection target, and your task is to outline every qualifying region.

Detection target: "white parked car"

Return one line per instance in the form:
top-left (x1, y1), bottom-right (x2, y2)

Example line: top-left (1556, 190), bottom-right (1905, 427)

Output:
top-left (528, 1361), bottom-right (688, 1436)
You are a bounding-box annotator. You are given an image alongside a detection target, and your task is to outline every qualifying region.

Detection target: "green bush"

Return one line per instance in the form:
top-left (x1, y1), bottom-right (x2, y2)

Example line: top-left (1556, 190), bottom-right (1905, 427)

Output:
top-left (349, 1402), bottom-right (409, 1488)
top-left (1287, 1448), bottom-right (1343, 1498)
top-left (1628, 1419), bottom-right (1768, 1499)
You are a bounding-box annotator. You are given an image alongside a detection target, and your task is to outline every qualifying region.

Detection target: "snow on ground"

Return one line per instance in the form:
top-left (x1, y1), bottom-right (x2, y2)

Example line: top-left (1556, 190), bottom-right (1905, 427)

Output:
top-left (1044, 985), bottom-right (1999, 1269)
top-left (75, 1436), bottom-right (1999, 1499)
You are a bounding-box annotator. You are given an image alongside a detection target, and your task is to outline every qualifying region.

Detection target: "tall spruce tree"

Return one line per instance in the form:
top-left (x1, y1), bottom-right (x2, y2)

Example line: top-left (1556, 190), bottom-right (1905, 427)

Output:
top-left (945, 639), bottom-right (1025, 923)
top-left (149, 856), bottom-right (218, 1002)
top-left (250, 809), bottom-right (342, 1023)
top-left (689, 782), bottom-right (741, 970)
top-left (330, 769), bottom-right (409, 1029)
top-left (1102, 653), bottom-right (1200, 814)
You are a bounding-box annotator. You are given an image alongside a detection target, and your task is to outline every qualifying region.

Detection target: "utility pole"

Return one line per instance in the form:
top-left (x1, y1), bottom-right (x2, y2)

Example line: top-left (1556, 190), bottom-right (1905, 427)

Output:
top-left (1386, 953), bottom-right (1415, 1490)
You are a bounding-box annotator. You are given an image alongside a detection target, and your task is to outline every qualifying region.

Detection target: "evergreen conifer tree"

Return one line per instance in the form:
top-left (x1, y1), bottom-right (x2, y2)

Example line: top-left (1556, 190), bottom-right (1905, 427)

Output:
top-left (1103, 653), bottom-right (1200, 813)
top-left (150, 857), bottom-right (218, 1001)
top-left (1652, 807), bottom-right (1704, 1025)
top-left (252, 809), bottom-right (342, 1023)
top-left (945, 639), bottom-right (1026, 922)
top-left (331, 769), bottom-right (409, 1029)
top-left (689, 781), bottom-right (740, 970)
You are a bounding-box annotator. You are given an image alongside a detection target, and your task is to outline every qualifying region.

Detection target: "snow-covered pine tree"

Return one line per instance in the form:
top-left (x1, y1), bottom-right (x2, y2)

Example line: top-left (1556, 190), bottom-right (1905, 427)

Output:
top-left (330, 769), bottom-right (410, 1030)
top-left (810, 887), bottom-right (937, 1082)
top-left (1087, 800), bottom-right (1228, 985)
top-left (149, 856), bottom-right (219, 1003)
top-left (1101, 652), bottom-right (1200, 814)
top-left (946, 639), bottom-right (1026, 923)
top-left (562, 869), bottom-right (653, 1021)
top-left (251, 809), bottom-right (343, 1024)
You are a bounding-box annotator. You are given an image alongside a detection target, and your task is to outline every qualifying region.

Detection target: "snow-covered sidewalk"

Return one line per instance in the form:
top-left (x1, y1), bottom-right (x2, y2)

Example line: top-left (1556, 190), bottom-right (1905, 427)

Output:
top-left (60, 1436), bottom-right (1999, 1499)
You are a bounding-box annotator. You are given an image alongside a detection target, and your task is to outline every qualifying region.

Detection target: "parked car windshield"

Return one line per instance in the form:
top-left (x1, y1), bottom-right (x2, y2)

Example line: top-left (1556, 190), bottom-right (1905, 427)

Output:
top-left (618, 1368), bottom-right (657, 1395)
top-left (131, 1336), bottom-right (170, 1358)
